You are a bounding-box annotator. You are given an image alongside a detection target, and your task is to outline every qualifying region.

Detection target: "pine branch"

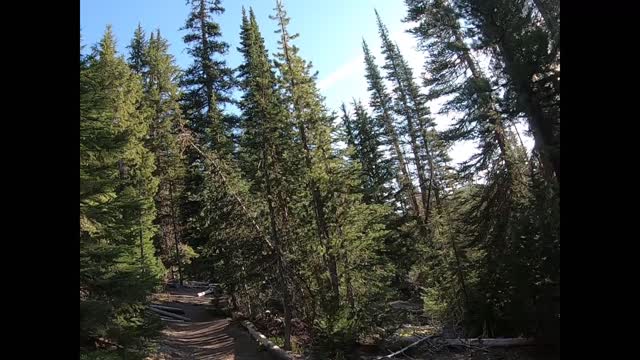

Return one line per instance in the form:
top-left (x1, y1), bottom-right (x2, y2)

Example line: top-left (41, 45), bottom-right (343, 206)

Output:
top-left (177, 124), bottom-right (274, 250)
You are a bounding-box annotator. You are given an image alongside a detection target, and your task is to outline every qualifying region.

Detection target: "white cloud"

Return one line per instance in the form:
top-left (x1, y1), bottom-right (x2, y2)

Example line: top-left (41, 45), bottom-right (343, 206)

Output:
top-left (317, 22), bottom-right (422, 93)
top-left (389, 22), bottom-right (424, 76)
top-left (317, 56), bottom-right (364, 91)
top-left (318, 21), bottom-right (537, 166)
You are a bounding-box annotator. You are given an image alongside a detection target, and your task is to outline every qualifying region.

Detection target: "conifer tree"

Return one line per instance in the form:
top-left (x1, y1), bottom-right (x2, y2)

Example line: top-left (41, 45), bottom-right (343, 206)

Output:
top-left (128, 29), bottom-right (191, 284)
top-left (375, 11), bottom-right (439, 221)
top-left (237, 7), bottom-right (297, 349)
top-left (405, 0), bottom-right (558, 337)
top-left (181, 0), bottom-right (234, 142)
top-left (80, 27), bottom-right (163, 357)
top-left (180, 0), bottom-right (237, 277)
top-left (406, 0), bottom-right (524, 185)
top-left (362, 40), bottom-right (419, 216)
top-left (339, 103), bottom-right (357, 155)
top-left (127, 24), bottom-right (148, 76)
top-left (271, 0), bottom-right (341, 312)
top-left (452, 0), bottom-right (560, 184)
top-left (346, 99), bottom-right (394, 205)
top-left (269, 4), bottom-right (395, 354)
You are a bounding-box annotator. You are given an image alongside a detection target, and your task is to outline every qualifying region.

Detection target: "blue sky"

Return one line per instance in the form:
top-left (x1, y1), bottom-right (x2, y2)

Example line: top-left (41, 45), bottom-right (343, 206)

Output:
top-left (81, 0), bottom-right (532, 164)
top-left (80, 0), bottom-right (414, 111)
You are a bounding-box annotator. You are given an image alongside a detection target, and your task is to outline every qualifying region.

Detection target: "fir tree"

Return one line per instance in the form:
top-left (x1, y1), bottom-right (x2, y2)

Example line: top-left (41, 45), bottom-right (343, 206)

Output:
top-left (405, 0), bottom-right (525, 185)
top-left (237, 7), bottom-right (297, 349)
top-left (375, 10), bottom-right (439, 222)
top-left (181, 0), bottom-right (234, 143)
top-left (80, 27), bottom-right (163, 358)
top-left (346, 99), bottom-right (395, 205)
top-left (362, 40), bottom-right (419, 216)
top-left (180, 0), bottom-right (237, 278)
top-left (127, 24), bottom-right (148, 76)
top-left (453, 0), bottom-right (560, 184)
top-left (339, 103), bottom-right (357, 151)
top-left (405, 0), bottom-right (559, 337)
top-left (270, 3), bottom-right (394, 354)
top-left (271, 0), bottom-right (341, 313)
top-left (128, 28), bottom-right (192, 284)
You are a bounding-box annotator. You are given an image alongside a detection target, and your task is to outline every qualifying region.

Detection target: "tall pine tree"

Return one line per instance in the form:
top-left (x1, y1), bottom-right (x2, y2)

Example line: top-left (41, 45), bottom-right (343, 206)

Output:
top-left (405, 0), bottom-right (558, 338)
top-left (270, 3), bottom-right (394, 354)
top-left (180, 0), bottom-right (237, 282)
top-left (271, 0), bottom-right (341, 313)
top-left (80, 27), bottom-right (163, 358)
top-left (375, 10), bottom-right (440, 222)
top-left (237, 7), bottom-right (298, 349)
top-left (340, 99), bottom-right (394, 205)
top-left (128, 28), bottom-right (191, 284)
top-left (453, 0), bottom-right (560, 185)
top-left (362, 39), bottom-right (419, 216)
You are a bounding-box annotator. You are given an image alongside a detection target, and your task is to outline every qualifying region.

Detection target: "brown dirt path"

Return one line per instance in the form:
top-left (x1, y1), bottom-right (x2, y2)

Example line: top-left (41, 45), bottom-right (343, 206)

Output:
top-left (148, 288), bottom-right (277, 360)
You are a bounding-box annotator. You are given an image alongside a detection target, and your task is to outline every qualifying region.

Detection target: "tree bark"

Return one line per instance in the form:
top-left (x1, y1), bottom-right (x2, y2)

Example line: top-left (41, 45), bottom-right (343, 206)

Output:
top-left (262, 136), bottom-right (292, 351)
top-left (169, 182), bottom-right (183, 286)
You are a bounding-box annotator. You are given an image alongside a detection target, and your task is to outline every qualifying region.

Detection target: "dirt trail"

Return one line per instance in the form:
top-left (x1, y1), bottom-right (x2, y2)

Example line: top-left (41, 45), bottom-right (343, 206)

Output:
top-left (149, 288), bottom-right (276, 360)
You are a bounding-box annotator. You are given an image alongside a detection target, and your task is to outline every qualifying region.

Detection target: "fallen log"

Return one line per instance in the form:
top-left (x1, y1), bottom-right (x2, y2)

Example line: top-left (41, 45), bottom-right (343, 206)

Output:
top-left (240, 320), bottom-right (293, 360)
top-left (184, 281), bottom-right (211, 288)
top-left (386, 336), bottom-right (536, 349)
top-left (377, 335), bottom-right (435, 359)
top-left (150, 304), bottom-right (185, 314)
top-left (388, 301), bottom-right (423, 314)
top-left (160, 317), bottom-right (186, 323)
top-left (94, 337), bottom-right (124, 350)
top-left (444, 338), bottom-right (535, 347)
top-left (197, 288), bottom-right (214, 297)
top-left (148, 306), bottom-right (191, 322)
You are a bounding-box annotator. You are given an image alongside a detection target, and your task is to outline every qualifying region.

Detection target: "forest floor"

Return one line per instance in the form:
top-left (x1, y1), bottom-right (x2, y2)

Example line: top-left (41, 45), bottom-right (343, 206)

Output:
top-left (146, 288), bottom-right (558, 360)
top-left (359, 346), bottom-right (560, 360)
top-left (146, 288), bottom-right (276, 360)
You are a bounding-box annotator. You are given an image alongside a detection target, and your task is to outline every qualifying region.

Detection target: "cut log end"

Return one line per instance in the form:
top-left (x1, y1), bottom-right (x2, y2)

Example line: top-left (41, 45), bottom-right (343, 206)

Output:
top-left (197, 288), bottom-right (214, 297)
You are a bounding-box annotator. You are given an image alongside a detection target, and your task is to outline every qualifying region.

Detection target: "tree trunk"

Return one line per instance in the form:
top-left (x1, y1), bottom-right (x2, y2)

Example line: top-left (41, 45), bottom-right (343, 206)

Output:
top-left (477, 8), bottom-right (560, 185)
top-left (345, 253), bottom-right (355, 311)
top-left (380, 107), bottom-right (420, 216)
top-left (262, 141), bottom-right (292, 351)
top-left (242, 266), bottom-right (253, 318)
top-left (532, 0), bottom-right (559, 40)
top-left (448, 233), bottom-right (469, 307)
top-left (139, 217), bottom-right (144, 271)
top-left (454, 30), bottom-right (519, 179)
top-left (198, 0), bottom-right (213, 116)
top-left (387, 54), bottom-right (432, 222)
top-left (169, 183), bottom-right (183, 286)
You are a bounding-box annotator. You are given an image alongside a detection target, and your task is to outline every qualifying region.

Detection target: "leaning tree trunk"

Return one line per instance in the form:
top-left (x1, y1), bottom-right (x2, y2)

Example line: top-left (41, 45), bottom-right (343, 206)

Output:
top-left (472, 2), bottom-right (560, 185)
top-left (262, 142), bottom-right (293, 351)
top-left (169, 182), bottom-right (183, 286)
